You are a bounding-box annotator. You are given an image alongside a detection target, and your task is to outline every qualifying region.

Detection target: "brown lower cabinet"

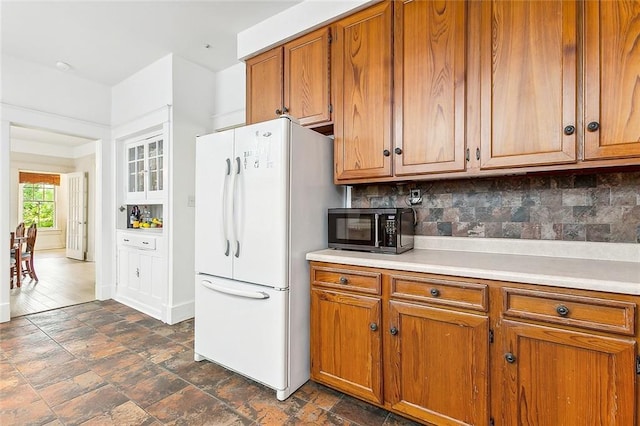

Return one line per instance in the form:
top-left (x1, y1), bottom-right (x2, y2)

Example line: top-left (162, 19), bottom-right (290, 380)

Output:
top-left (310, 261), bottom-right (639, 425)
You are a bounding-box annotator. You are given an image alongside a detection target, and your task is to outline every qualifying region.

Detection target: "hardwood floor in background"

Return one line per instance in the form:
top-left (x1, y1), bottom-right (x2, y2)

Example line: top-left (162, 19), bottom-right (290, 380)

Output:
top-left (10, 249), bottom-right (95, 318)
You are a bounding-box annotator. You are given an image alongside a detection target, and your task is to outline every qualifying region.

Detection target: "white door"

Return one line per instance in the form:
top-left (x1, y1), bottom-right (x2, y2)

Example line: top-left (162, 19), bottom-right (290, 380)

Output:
top-left (66, 172), bottom-right (87, 260)
top-left (233, 119), bottom-right (289, 288)
top-left (195, 131), bottom-right (234, 278)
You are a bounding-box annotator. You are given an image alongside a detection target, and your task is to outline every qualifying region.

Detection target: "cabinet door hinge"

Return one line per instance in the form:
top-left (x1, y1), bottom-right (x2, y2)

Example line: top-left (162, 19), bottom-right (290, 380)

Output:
top-left (489, 329), bottom-right (494, 344)
top-left (328, 33), bottom-right (333, 44)
top-left (489, 417), bottom-right (495, 426)
top-left (465, 148), bottom-right (470, 162)
top-left (636, 355), bottom-right (640, 374)
top-left (329, 104), bottom-right (333, 114)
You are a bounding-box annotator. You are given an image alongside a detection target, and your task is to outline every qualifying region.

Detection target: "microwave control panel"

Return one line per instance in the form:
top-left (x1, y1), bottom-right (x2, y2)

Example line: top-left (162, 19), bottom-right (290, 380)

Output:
top-left (383, 215), bottom-right (397, 247)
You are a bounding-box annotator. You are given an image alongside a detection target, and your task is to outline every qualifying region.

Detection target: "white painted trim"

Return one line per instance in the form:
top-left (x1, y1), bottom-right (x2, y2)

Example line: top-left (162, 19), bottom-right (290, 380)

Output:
top-left (237, 0), bottom-right (375, 60)
top-left (0, 104), bottom-right (112, 321)
top-left (413, 236), bottom-right (640, 263)
top-left (113, 294), bottom-right (163, 321)
top-left (112, 105), bottom-right (172, 138)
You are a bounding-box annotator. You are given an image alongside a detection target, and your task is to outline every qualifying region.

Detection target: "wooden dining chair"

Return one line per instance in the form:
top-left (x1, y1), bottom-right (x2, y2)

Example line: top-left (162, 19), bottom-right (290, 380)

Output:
top-left (15, 222), bottom-right (25, 237)
top-left (20, 223), bottom-right (38, 282)
top-left (9, 231), bottom-right (17, 288)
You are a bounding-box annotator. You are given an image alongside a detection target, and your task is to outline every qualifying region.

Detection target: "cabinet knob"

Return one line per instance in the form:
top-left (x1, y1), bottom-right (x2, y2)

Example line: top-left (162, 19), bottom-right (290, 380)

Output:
top-left (282, 106), bottom-right (289, 114)
top-left (383, 149), bottom-right (390, 157)
top-left (339, 276), bottom-right (348, 285)
top-left (556, 305), bottom-right (570, 317)
top-left (390, 327), bottom-right (398, 335)
top-left (505, 352), bottom-right (516, 364)
top-left (563, 125), bottom-right (576, 136)
top-left (430, 288), bottom-right (440, 297)
top-left (394, 147), bottom-right (402, 155)
top-left (275, 108), bottom-right (282, 115)
top-left (369, 323), bottom-right (378, 331)
top-left (587, 121), bottom-right (600, 132)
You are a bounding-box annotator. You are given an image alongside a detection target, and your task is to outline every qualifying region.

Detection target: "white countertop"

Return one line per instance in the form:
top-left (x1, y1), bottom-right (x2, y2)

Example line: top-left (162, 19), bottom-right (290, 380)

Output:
top-left (306, 237), bottom-right (640, 295)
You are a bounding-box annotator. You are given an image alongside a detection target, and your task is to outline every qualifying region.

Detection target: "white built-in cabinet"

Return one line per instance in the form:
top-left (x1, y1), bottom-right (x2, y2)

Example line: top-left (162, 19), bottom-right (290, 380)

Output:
top-left (125, 132), bottom-right (165, 203)
top-left (116, 230), bottom-right (166, 319)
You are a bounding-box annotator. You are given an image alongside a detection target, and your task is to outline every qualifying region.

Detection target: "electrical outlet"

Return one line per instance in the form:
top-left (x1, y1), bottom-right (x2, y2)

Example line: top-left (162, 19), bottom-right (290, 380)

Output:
top-left (409, 189), bottom-right (422, 205)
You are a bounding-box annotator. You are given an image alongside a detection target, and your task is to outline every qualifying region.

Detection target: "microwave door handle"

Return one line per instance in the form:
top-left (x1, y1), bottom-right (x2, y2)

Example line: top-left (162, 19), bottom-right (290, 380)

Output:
top-left (374, 214), bottom-right (380, 248)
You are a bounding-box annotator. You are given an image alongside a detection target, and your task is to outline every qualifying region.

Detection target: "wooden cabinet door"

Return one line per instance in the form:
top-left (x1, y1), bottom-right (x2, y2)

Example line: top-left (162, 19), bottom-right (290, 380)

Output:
top-left (394, 0), bottom-right (467, 176)
top-left (311, 289), bottom-right (383, 404)
top-left (284, 27), bottom-right (331, 127)
top-left (479, 0), bottom-right (577, 169)
top-left (502, 320), bottom-right (637, 425)
top-left (584, 0), bottom-right (640, 160)
top-left (246, 47), bottom-right (283, 125)
top-left (333, 1), bottom-right (393, 182)
top-left (386, 301), bottom-right (490, 426)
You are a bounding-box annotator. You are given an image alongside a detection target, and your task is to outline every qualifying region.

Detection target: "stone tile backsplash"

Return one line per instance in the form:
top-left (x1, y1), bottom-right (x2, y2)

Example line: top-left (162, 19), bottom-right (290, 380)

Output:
top-left (350, 171), bottom-right (640, 243)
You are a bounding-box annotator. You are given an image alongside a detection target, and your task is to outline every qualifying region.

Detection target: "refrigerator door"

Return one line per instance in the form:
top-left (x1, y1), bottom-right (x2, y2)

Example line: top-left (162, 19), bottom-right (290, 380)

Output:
top-left (194, 275), bottom-right (288, 390)
top-left (195, 131), bottom-right (234, 278)
top-left (232, 119), bottom-right (289, 288)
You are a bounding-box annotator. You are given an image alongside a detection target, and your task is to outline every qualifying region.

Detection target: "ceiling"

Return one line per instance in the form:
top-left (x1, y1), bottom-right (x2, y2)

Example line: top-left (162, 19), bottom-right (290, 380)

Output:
top-left (1, 0), bottom-right (301, 87)
top-left (2, 1), bottom-right (302, 149)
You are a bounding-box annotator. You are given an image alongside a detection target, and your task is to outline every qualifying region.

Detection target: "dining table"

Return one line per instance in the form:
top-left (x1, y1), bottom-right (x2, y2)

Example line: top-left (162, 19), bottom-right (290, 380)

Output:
top-left (11, 235), bottom-right (26, 288)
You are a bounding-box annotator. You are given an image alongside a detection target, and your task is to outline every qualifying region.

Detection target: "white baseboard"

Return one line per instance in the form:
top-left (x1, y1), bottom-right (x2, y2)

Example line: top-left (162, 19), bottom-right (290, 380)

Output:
top-left (0, 302), bottom-right (10, 323)
top-left (165, 300), bottom-right (194, 325)
top-left (112, 294), bottom-right (163, 321)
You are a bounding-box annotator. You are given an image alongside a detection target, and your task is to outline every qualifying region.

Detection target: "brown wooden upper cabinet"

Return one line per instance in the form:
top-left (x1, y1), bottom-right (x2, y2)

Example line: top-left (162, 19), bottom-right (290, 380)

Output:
top-left (479, 0), bottom-right (578, 169)
top-left (583, 0), bottom-right (640, 160)
top-left (394, 0), bottom-right (467, 177)
top-left (245, 27), bottom-right (332, 127)
top-left (246, 47), bottom-right (283, 125)
top-left (333, 1), bottom-right (393, 181)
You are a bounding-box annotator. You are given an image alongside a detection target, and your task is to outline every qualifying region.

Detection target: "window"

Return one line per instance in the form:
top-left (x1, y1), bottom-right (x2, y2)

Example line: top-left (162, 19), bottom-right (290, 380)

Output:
top-left (21, 183), bottom-right (56, 228)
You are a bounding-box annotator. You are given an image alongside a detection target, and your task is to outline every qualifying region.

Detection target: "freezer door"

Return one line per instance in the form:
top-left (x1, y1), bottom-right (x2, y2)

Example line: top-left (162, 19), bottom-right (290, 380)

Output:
top-left (195, 132), bottom-right (234, 278)
top-left (194, 275), bottom-right (288, 390)
top-left (232, 119), bottom-right (289, 288)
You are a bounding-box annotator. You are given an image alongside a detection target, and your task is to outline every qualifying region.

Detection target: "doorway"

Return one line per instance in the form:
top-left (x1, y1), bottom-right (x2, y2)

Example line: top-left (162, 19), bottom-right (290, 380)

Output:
top-left (9, 125), bottom-right (98, 317)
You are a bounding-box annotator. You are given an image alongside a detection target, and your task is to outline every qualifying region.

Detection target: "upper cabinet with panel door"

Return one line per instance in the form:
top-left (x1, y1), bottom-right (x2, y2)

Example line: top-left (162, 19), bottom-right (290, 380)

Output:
top-left (333, 1), bottom-right (393, 182)
top-left (393, 0), bottom-right (467, 177)
top-left (124, 131), bottom-right (165, 203)
top-left (245, 27), bottom-right (332, 129)
top-left (583, 0), bottom-right (640, 160)
top-left (478, 0), bottom-right (578, 170)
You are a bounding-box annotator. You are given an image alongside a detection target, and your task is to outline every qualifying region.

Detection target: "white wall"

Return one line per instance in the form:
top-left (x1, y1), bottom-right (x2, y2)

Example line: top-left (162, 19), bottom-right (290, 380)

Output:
top-left (111, 55), bottom-right (173, 126)
top-left (212, 62), bottom-right (246, 131)
top-left (1, 52), bottom-right (111, 321)
top-left (1, 55), bottom-right (111, 125)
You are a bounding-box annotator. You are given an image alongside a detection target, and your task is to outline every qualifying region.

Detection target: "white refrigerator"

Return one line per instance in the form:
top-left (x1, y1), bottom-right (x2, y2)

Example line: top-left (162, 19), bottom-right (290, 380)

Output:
top-left (194, 117), bottom-right (342, 400)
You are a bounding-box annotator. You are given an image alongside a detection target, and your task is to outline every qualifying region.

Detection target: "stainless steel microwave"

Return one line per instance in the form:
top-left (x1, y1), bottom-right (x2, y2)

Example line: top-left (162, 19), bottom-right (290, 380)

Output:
top-left (328, 208), bottom-right (414, 254)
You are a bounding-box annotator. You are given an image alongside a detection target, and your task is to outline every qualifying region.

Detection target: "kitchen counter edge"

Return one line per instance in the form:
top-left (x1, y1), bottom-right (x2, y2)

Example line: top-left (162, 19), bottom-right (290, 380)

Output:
top-left (306, 248), bottom-right (640, 296)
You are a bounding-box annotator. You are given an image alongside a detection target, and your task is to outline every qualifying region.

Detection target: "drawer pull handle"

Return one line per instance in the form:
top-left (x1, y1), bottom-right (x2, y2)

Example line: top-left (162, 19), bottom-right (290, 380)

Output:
top-left (123, 239), bottom-right (130, 242)
top-left (430, 288), bottom-right (440, 297)
top-left (390, 327), bottom-right (398, 336)
top-left (339, 276), bottom-right (348, 285)
top-left (369, 323), bottom-right (378, 332)
top-left (142, 241), bottom-right (149, 245)
top-left (505, 352), bottom-right (516, 364)
top-left (556, 305), bottom-right (570, 317)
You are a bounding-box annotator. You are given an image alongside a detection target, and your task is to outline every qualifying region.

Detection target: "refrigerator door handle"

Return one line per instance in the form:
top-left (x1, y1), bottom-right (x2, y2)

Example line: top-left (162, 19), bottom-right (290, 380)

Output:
top-left (231, 156), bottom-right (241, 258)
top-left (223, 158), bottom-right (231, 256)
top-left (201, 279), bottom-right (270, 299)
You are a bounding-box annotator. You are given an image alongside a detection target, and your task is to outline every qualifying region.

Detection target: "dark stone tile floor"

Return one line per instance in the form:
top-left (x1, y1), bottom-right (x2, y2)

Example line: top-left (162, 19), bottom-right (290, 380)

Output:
top-left (0, 300), bottom-right (421, 425)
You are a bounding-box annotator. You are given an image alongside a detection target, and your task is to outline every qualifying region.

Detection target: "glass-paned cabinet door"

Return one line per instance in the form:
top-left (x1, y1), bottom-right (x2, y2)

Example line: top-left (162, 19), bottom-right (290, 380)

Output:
top-left (124, 132), bottom-right (165, 202)
top-left (147, 139), bottom-right (164, 193)
top-left (127, 144), bottom-right (146, 197)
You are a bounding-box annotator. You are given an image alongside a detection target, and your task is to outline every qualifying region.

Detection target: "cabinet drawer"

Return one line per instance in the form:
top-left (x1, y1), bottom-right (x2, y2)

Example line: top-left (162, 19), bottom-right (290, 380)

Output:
top-left (118, 234), bottom-right (157, 250)
top-left (502, 288), bottom-right (636, 335)
top-left (389, 275), bottom-right (488, 312)
top-left (311, 265), bottom-right (381, 295)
